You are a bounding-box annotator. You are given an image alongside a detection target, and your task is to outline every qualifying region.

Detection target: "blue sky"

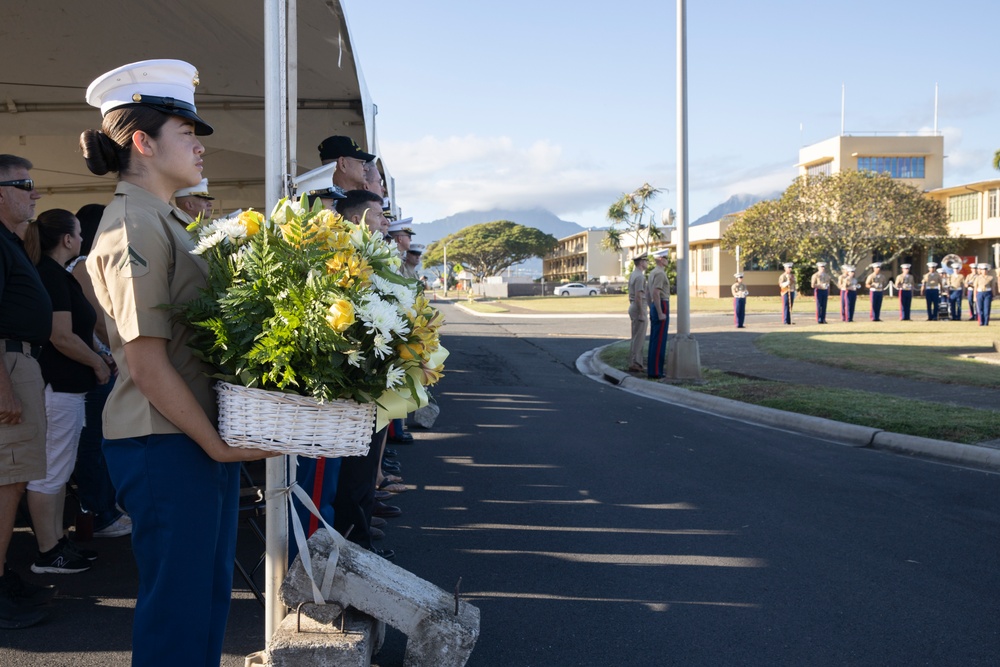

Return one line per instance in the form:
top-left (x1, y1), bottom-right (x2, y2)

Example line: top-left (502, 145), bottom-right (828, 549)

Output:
top-left (343, 0), bottom-right (999, 229)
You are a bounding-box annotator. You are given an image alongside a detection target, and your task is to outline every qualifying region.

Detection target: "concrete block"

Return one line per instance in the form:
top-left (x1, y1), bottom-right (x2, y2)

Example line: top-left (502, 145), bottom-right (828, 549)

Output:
top-left (267, 604), bottom-right (382, 667)
top-left (281, 529), bottom-right (480, 667)
top-left (666, 334), bottom-right (702, 380)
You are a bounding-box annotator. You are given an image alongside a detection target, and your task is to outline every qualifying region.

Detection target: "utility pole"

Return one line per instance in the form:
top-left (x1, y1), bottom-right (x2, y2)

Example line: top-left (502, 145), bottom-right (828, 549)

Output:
top-left (666, 0), bottom-right (702, 380)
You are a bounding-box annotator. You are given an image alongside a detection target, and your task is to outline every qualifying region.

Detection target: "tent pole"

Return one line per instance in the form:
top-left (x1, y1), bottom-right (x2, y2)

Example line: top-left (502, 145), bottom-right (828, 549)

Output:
top-left (287, 0), bottom-right (298, 179)
top-left (263, 0), bottom-right (290, 643)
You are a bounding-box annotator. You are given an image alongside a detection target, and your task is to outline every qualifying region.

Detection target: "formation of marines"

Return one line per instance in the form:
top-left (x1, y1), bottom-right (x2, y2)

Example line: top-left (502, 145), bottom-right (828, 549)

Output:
top-left (759, 260), bottom-right (998, 327)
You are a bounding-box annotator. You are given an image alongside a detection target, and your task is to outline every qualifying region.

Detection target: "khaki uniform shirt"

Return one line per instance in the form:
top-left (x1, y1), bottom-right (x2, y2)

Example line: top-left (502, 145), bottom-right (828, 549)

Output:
top-left (779, 272), bottom-right (795, 294)
top-left (973, 273), bottom-right (998, 295)
top-left (627, 268), bottom-right (647, 320)
top-left (948, 272), bottom-right (965, 290)
top-left (894, 274), bottom-right (915, 290)
top-left (922, 271), bottom-right (943, 289)
top-left (399, 263), bottom-right (419, 280)
top-left (86, 182), bottom-right (216, 439)
top-left (839, 275), bottom-right (860, 291)
top-left (810, 271), bottom-right (832, 290)
top-left (866, 272), bottom-right (889, 291)
top-left (647, 267), bottom-right (669, 304)
top-left (731, 282), bottom-right (749, 298)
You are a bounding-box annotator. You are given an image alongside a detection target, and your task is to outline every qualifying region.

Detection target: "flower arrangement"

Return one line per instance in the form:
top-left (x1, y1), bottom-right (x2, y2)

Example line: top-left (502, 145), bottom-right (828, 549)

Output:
top-left (179, 197), bottom-right (447, 421)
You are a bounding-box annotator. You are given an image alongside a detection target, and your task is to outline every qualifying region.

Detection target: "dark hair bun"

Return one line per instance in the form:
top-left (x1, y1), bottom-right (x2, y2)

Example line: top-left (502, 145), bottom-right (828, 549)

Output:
top-left (80, 129), bottom-right (123, 175)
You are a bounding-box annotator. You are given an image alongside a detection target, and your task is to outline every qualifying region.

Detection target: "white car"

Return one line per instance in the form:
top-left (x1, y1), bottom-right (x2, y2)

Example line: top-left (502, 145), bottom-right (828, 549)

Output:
top-left (553, 282), bottom-right (598, 296)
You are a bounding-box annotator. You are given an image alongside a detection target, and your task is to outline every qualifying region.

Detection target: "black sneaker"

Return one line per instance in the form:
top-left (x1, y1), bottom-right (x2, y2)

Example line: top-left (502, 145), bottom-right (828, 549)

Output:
top-left (59, 537), bottom-right (98, 562)
top-left (31, 544), bottom-right (92, 575)
top-left (1, 566), bottom-right (56, 606)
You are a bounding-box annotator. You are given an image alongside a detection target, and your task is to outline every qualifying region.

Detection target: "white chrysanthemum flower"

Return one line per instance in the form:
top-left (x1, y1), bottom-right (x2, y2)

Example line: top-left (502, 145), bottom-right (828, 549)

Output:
top-left (372, 334), bottom-right (393, 359)
top-left (192, 228), bottom-right (228, 255)
top-left (346, 350), bottom-right (365, 367)
top-left (385, 364), bottom-right (405, 388)
top-left (369, 274), bottom-right (416, 312)
top-left (270, 198), bottom-right (305, 225)
top-left (355, 293), bottom-right (411, 340)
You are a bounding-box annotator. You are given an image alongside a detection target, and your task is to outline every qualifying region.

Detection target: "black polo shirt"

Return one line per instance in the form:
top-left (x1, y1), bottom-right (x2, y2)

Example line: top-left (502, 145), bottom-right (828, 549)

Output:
top-left (0, 224), bottom-right (52, 345)
top-left (36, 255), bottom-right (98, 393)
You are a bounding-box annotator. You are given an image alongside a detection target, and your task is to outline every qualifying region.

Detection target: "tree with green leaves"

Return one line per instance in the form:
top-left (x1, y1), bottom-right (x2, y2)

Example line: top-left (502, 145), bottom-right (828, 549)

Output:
top-left (423, 220), bottom-right (557, 282)
top-left (993, 149), bottom-right (1000, 171)
top-left (602, 183), bottom-right (663, 256)
top-left (722, 170), bottom-right (957, 275)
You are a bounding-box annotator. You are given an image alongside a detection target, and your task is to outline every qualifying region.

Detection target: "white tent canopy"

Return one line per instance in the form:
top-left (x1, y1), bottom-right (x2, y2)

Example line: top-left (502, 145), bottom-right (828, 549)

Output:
top-left (1, 0), bottom-right (391, 215)
top-left (3, 0), bottom-right (391, 640)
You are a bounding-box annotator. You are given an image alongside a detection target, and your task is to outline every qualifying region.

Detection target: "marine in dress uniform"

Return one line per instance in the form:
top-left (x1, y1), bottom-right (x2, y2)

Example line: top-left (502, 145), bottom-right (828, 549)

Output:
top-left (947, 262), bottom-right (965, 321)
top-left (646, 249), bottom-right (670, 378)
top-left (731, 273), bottom-right (749, 328)
top-left (779, 262), bottom-right (796, 324)
top-left (894, 264), bottom-right (915, 320)
top-left (626, 255), bottom-right (648, 370)
top-left (83, 60), bottom-right (270, 666)
top-left (973, 263), bottom-right (997, 326)
top-left (810, 262), bottom-right (832, 323)
top-left (173, 178), bottom-right (215, 220)
top-left (865, 262), bottom-right (888, 321)
top-left (921, 261), bottom-right (942, 320)
top-left (295, 162), bottom-right (347, 211)
top-left (838, 266), bottom-right (859, 322)
top-left (965, 270), bottom-right (978, 320)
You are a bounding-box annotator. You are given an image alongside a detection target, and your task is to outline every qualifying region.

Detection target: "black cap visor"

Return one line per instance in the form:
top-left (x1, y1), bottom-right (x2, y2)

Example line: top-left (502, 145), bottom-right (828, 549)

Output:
top-left (117, 96), bottom-right (214, 135)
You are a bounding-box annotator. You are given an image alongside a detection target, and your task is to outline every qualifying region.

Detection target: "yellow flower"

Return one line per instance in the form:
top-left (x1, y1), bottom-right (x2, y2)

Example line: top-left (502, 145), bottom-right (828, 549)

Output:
top-left (238, 210), bottom-right (265, 236)
top-left (326, 299), bottom-right (355, 333)
top-left (396, 340), bottom-right (425, 362)
top-left (417, 361), bottom-right (444, 386)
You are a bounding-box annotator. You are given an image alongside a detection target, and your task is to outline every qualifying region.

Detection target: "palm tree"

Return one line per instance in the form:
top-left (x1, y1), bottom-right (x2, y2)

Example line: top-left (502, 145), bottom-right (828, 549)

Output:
top-left (993, 149), bottom-right (1000, 172)
top-left (605, 183), bottom-right (663, 259)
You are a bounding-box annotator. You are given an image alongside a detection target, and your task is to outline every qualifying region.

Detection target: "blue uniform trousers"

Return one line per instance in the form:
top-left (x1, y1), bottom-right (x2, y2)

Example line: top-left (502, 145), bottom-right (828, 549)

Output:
top-left (870, 291), bottom-right (884, 320)
top-left (925, 288), bottom-right (940, 319)
top-left (898, 290), bottom-right (912, 320)
top-left (814, 288), bottom-right (828, 323)
top-left (967, 288), bottom-right (977, 319)
top-left (977, 292), bottom-right (993, 325)
top-left (290, 456), bottom-right (341, 562)
top-left (733, 297), bottom-right (746, 327)
top-left (103, 434), bottom-right (240, 667)
top-left (948, 289), bottom-right (963, 320)
top-left (647, 299), bottom-right (669, 378)
top-left (781, 292), bottom-right (795, 324)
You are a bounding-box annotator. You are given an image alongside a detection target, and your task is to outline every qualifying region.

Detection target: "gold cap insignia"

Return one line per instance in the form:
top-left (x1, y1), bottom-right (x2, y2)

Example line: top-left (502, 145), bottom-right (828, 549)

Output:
top-left (193, 71), bottom-right (200, 87)
top-left (132, 93), bottom-right (142, 102)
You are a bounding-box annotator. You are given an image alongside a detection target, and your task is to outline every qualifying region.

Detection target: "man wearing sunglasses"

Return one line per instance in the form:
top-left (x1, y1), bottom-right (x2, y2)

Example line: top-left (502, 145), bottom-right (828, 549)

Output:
top-left (0, 154), bottom-right (55, 629)
top-left (317, 135), bottom-right (375, 192)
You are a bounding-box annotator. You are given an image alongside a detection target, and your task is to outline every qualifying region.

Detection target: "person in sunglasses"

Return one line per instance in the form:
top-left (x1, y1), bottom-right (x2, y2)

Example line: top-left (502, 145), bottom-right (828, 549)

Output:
top-left (80, 60), bottom-right (273, 665)
top-left (0, 154), bottom-right (56, 629)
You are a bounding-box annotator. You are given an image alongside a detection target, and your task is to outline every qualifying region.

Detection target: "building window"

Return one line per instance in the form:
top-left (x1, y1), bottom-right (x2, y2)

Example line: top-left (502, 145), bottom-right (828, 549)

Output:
top-left (856, 156), bottom-right (925, 179)
top-left (988, 189), bottom-right (1000, 219)
top-left (700, 247), bottom-right (713, 272)
top-left (948, 193), bottom-right (979, 222)
top-left (806, 161), bottom-right (832, 177)
top-left (747, 256), bottom-right (782, 271)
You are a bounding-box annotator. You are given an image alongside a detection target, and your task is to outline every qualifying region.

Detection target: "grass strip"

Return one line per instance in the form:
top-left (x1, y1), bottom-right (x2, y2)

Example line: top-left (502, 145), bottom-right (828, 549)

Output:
top-left (599, 341), bottom-right (1000, 445)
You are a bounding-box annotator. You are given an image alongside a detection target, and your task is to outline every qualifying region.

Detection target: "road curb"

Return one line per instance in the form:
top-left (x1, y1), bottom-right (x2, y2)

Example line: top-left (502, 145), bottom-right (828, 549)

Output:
top-left (581, 345), bottom-right (1000, 471)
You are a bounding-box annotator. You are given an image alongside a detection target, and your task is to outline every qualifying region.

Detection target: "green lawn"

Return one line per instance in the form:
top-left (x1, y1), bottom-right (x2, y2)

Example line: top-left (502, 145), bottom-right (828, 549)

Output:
top-left (756, 320), bottom-right (1000, 388)
top-left (599, 341), bottom-right (1000, 444)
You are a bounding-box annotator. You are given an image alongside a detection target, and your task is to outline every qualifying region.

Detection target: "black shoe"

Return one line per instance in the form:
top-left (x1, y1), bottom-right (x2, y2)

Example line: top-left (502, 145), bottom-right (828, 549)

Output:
top-left (1, 566), bottom-right (56, 606)
top-left (370, 526), bottom-right (385, 541)
top-left (59, 537), bottom-right (97, 562)
top-left (0, 571), bottom-right (49, 629)
top-left (370, 547), bottom-right (395, 561)
top-left (381, 460), bottom-right (401, 474)
top-left (373, 501), bottom-right (402, 518)
top-left (384, 448), bottom-right (398, 459)
top-left (374, 490), bottom-right (392, 501)
top-left (31, 544), bottom-right (92, 575)
top-left (370, 516), bottom-right (387, 529)
top-left (388, 432), bottom-right (414, 444)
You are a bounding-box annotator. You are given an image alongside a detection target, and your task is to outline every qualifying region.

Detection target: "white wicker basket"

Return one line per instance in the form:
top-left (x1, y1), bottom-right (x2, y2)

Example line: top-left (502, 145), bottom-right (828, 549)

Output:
top-left (216, 382), bottom-right (374, 458)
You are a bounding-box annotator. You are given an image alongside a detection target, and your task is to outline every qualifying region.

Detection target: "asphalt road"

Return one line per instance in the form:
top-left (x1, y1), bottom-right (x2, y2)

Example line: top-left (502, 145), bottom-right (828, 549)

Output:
top-left (2, 303), bottom-right (998, 666)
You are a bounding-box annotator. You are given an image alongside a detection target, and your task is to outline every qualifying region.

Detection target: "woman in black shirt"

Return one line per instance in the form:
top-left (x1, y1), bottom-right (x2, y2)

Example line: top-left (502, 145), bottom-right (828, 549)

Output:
top-left (23, 209), bottom-right (110, 573)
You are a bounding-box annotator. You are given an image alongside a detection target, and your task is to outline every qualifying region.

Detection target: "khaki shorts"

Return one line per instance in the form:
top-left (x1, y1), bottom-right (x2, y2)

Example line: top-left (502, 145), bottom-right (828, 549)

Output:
top-left (0, 351), bottom-right (47, 485)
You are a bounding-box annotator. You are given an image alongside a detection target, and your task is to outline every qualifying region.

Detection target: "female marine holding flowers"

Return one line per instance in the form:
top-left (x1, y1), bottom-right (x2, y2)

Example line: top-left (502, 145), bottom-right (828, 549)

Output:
top-left (80, 60), bottom-right (271, 667)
